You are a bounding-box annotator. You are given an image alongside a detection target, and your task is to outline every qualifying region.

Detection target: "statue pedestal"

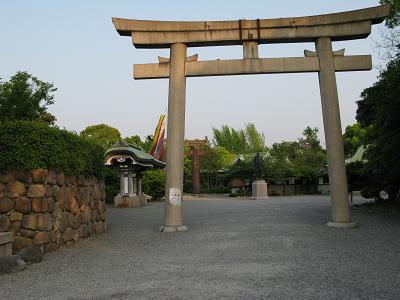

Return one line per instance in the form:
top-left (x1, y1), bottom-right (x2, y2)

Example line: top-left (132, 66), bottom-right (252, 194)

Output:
top-left (252, 179), bottom-right (269, 199)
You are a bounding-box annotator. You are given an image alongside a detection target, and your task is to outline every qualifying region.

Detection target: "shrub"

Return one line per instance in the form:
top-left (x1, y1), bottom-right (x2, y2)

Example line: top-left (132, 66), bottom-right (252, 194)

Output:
top-left (361, 186), bottom-right (381, 199)
top-left (142, 169), bottom-right (166, 200)
top-left (229, 190), bottom-right (250, 197)
top-left (0, 120), bottom-right (106, 176)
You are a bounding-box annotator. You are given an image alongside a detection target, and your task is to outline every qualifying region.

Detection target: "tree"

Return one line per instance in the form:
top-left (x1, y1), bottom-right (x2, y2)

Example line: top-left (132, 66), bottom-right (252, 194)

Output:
top-left (0, 71), bottom-right (57, 125)
top-left (356, 52), bottom-right (400, 204)
top-left (199, 144), bottom-right (235, 190)
top-left (212, 123), bottom-right (266, 154)
top-left (342, 123), bottom-right (367, 158)
top-left (298, 126), bottom-right (322, 151)
top-left (142, 169), bottom-right (166, 199)
top-left (269, 141), bottom-right (300, 181)
top-left (142, 135), bottom-right (154, 152)
top-left (124, 135), bottom-right (145, 150)
top-left (380, 0), bottom-right (400, 28)
top-left (212, 125), bottom-right (247, 154)
top-left (227, 157), bottom-right (254, 182)
top-left (376, 1), bottom-right (400, 63)
top-left (200, 144), bottom-right (235, 174)
top-left (80, 124), bottom-right (121, 149)
top-left (296, 127), bottom-right (326, 181)
top-left (245, 123), bottom-right (266, 153)
top-left (267, 127), bottom-right (326, 183)
top-left (183, 157), bottom-right (192, 192)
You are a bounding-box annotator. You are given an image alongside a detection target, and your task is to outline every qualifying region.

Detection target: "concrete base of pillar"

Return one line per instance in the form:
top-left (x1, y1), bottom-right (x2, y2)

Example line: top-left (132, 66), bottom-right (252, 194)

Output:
top-left (159, 225), bottom-right (188, 233)
top-left (252, 179), bottom-right (269, 199)
top-left (0, 232), bottom-right (14, 257)
top-left (326, 222), bottom-right (358, 229)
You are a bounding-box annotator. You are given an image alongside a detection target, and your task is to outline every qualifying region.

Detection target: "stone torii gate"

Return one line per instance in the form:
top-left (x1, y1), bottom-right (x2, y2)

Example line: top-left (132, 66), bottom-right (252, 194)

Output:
top-left (112, 5), bottom-right (390, 232)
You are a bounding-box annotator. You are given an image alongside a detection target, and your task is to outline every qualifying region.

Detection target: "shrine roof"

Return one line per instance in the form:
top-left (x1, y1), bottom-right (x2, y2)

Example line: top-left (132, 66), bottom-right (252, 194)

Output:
top-left (105, 141), bottom-right (166, 169)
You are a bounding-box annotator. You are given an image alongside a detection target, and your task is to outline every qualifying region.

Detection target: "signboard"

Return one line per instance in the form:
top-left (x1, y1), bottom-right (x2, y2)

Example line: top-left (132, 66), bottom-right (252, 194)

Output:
top-left (169, 188), bottom-right (181, 205)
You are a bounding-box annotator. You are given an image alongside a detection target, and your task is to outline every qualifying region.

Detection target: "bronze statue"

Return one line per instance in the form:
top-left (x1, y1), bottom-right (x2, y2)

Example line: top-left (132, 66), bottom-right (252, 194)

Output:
top-left (253, 153), bottom-right (264, 179)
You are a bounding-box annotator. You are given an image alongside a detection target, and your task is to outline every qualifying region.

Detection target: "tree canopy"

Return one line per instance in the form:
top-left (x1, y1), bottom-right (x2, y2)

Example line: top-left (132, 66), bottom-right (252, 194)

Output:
top-left (200, 144), bottom-right (236, 174)
top-left (298, 127), bottom-right (322, 151)
top-left (0, 71), bottom-right (57, 125)
top-left (356, 51), bottom-right (400, 203)
top-left (269, 127), bottom-right (326, 183)
top-left (381, 0), bottom-right (400, 28)
top-left (342, 123), bottom-right (367, 158)
top-left (123, 134), bottom-right (154, 152)
top-left (224, 126), bottom-right (326, 185)
top-left (80, 124), bottom-right (121, 149)
top-left (212, 123), bottom-right (266, 154)
top-left (124, 135), bottom-right (145, 149)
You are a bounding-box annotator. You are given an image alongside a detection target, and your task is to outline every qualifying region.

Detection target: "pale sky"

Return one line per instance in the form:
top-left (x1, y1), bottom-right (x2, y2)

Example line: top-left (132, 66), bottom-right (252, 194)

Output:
top-left (1, 0), bottom-right (385, 146)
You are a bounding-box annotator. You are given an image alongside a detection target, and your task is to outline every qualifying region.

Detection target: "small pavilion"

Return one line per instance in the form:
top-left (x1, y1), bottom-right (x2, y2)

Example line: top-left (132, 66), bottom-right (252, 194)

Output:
top-left (105, 141), bottom-right (166, 208)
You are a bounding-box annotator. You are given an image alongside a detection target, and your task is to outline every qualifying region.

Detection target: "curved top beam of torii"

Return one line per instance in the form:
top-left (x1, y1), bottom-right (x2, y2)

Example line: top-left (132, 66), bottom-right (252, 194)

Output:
top-left (112, 5), bottom-right (390, 48)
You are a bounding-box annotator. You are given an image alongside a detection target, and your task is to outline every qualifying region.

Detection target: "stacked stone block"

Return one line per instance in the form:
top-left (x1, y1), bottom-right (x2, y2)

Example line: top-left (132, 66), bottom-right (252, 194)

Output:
top-left (0, 169), bottom-right (106, 253)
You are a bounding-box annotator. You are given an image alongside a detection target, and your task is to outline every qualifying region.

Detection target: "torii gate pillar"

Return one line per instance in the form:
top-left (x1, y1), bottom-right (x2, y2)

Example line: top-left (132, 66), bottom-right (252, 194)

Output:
top-left (316, 37), bottom-right (356, 228)
top-left (161, 43), bottom-right (188, 232)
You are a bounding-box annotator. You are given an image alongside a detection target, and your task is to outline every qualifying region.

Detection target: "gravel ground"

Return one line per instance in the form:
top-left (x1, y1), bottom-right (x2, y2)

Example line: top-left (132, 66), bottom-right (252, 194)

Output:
top-left (1, 195), bottom-right (400, 299)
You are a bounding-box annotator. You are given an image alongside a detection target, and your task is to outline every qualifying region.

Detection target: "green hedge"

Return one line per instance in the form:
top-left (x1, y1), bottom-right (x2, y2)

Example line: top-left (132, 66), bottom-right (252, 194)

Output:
top-left (0, 120), bottom-right (106, 176)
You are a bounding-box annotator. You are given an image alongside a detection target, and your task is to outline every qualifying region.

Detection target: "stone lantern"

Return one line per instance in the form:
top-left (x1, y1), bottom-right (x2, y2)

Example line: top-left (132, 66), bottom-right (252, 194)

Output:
top-left (105, 141), bottom-right (166, 208)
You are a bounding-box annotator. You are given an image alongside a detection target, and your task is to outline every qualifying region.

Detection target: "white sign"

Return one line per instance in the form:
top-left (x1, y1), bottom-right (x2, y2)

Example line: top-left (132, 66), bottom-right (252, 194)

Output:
top-left (169, 188), bottom-right (181, 205)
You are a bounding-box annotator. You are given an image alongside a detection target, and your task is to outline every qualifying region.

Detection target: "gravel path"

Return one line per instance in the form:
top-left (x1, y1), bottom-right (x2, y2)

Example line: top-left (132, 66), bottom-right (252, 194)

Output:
top-left (1, 195), bottom-right (399, 299)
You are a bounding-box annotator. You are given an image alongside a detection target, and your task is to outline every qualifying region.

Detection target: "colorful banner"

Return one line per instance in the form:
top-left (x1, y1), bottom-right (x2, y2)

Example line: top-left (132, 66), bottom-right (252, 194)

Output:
top-left (149, 114), bottom-right (165, 160)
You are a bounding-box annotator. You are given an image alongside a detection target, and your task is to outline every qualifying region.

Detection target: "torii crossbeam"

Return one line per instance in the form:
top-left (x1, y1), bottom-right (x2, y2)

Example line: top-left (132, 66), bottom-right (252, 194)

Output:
top-left (112, 5), bottom-right (390, 232)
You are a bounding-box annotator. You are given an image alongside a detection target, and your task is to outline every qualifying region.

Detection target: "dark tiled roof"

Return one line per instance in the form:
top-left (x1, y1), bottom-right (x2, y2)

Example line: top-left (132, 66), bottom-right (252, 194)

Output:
top-left (105, 141), bottom-right (166, 168)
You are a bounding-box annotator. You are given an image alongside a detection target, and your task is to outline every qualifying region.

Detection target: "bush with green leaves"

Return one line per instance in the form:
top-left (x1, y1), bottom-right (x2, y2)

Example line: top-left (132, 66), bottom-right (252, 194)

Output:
top-left (104, 167), bottom-right (120, 204)
top-left (0, 71), bottom-right (57, 125)
top-left (201, 186), bottom-right (231, 194)
top-left (0, 120), bottom-right (106, 176)
top-left (142, 169), bottom-right (166, 200)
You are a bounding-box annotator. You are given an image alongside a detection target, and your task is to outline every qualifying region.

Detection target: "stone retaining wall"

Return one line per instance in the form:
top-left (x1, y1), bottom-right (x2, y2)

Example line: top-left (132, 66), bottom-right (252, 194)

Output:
top-left (0, 169), bottom-right (106, 253)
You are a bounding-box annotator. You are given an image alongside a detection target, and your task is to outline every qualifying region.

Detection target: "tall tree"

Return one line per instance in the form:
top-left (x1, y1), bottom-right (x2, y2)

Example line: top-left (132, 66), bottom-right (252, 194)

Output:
top-left (212, 123), bottom-right (266, 154)
top-left (124, 135), bottom-right (145, 150)
top-left (380, 0), bottom-right (400, 28)
top-left (297, 127), bottom-right (326, 181)
top-left (142, 135), bottom-right (154, 152)
top-left (80, 124), bottom-right (121, 149)
top-left (376, 1), bottom-right (400, 62)
top-left (212, 125), bottom-right (247, 154)
top-left (0, 71), bottom-right (57, 125)
top-left (298, 126), bottom-right (322, 151)
top-left (245, 123), bottom-right (266, 153)
top-left (226, 126), bottom-right (326, 185)
top-left (200, 144), bottom-right (235, 190)
top-left (269, 141), bottom-right (300, 180)
top-left (125, 134), bottom-right (154, 152)
top-left (200, 144), bottom-right (235, 173)
top-left (267, 127), bottom-right (326, 183)
top-left (342, 123), bottom-right (367, 158)
top-left (356, 52), bottom-right (400, 204)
